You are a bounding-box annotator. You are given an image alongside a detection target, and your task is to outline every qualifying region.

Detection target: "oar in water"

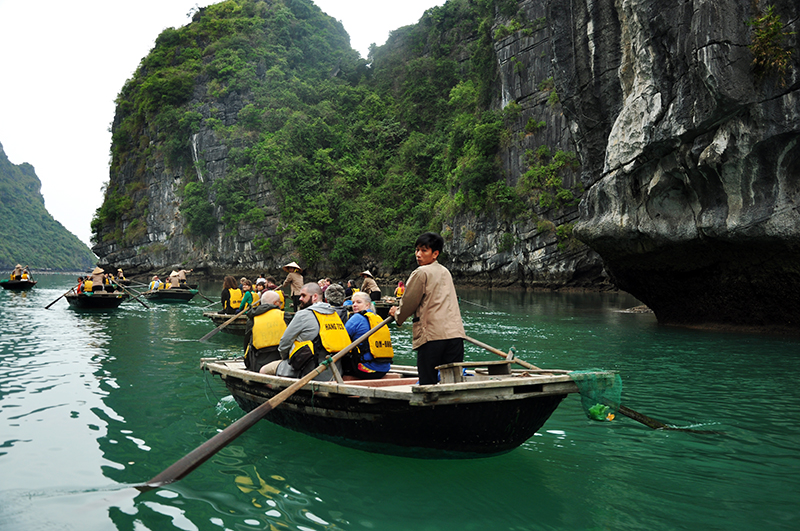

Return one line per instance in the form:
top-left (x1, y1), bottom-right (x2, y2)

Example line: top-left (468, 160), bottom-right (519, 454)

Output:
top-left (116, 282), bottom-right (150, 309)
top-left (44, 283), bottom-right (80, 309)
top-left (199, 300), bottom-right (222, 311)
top-left (139, 316), bottom-right (394, 490)
top-left (463, 335), bottom-right (709, 432)
top-left (199, 306), bottom-right (249, 342)
top-left (458, 297), bottom-right (493, 310)
top-left (196, 291), bottom-right (215, 304)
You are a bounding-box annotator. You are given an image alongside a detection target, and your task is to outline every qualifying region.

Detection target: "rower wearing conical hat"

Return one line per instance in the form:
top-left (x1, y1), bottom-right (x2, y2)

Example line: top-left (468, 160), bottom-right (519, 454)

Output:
top-left (359, 270), bottom-right (381, 301)
top-left (11, 264), bottom-right (23, 280)
top-left (90, 266), bottom-right (105, 292)
top-left (281, 261), bottom-right (303, 312)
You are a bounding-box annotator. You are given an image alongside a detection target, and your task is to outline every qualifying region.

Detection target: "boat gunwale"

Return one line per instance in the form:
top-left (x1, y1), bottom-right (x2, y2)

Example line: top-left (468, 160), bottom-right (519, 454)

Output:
top-left (201, 358), bottom-right (604, 405)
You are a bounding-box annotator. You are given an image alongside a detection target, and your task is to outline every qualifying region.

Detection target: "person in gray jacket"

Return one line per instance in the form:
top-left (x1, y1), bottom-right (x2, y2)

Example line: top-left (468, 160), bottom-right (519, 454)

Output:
top-left (262, 283), bottom-right (348, 380)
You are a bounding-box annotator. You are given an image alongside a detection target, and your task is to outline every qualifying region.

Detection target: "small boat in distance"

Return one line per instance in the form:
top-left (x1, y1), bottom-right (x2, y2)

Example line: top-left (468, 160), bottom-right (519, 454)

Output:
top-left (1, 279), bottom-right (37, 290)
top-left (142, 287), bottom-right (198, 302)
top-left (66, 291), bottom-right (129, 309)
top-left (201, 358), bottom-right (615, 457)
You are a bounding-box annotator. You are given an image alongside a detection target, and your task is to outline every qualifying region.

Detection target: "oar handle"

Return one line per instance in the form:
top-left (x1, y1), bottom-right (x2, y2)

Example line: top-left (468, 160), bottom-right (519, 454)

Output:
top-left (141, 316), bottom-right (394, 490)
top-left (464, 335), bottom-right (543, 370)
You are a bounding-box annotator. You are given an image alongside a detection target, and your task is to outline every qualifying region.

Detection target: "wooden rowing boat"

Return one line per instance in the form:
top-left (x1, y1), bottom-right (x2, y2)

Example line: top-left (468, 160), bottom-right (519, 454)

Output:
top-left (0, 279), bottom-right (37, 290)
top-left (201, 357), bottom-right (612, 457)
top-left (142, 288), bottom-right (198, 302)
top-left (65, 291), bottom-right (128, 309)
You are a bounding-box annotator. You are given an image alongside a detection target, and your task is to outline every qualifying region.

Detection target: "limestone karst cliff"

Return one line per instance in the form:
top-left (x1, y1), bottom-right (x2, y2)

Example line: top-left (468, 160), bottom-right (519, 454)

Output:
top-left (549, 0), bottom-right (799, 327)
top-left (92, 0), bottom-right (603, 288)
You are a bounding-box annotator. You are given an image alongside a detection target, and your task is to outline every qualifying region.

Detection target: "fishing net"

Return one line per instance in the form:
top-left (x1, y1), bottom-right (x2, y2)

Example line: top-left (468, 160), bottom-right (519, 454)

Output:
top-left (569, 369), bottom-right (623, 421)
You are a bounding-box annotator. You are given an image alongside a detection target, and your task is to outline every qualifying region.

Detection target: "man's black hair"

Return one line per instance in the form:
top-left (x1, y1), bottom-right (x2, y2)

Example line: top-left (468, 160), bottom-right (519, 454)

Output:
top-left (415, 232), bottom-right (444, 253)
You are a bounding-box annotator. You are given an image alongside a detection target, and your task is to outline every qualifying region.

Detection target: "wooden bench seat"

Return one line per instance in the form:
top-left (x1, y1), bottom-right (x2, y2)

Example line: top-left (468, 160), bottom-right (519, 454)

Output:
top-left (436, 360), bottom-right (513, 384)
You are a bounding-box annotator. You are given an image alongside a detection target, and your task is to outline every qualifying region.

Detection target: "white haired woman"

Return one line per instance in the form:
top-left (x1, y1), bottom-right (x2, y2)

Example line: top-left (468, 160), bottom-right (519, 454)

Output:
top-left (343, 292), bottom-right (392, 379)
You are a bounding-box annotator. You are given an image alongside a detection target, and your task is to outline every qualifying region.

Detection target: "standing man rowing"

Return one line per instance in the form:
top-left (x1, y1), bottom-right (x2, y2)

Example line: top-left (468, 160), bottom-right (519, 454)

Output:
top-left (389, 232), bottom-right (465, 385)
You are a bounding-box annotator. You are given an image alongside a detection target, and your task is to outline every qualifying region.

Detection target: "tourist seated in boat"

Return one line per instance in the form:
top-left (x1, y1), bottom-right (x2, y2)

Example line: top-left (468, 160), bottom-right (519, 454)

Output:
top-left (359, 270), bottom-right (381, 301)
top-left (389, 232), bottom-right (465, 385)
top-left (149, 275), bottom-right (161, 290)
top-left (254, 280), bottom-right (266, 299)
top-left (344, 279), bottom-right (356, 298)
top-left (343, 292), bottom-right (392, 380)
top-left (261, 282), bottom-right (349, 380)
top-left (83, 277), bottom-right (94, 293)
top-left (324, 282), bottom-right (349, 324)
top-left (394, 281), bottom-right (405, 298)
top-left (243, 291), bottom-right (286, 373)
top-left (116, 268), bottom-right (126, 281)
top-left (264, 276), bottom-right (285, 310)
top-left (76, 276), bottom-right (85, 294)
top-left (20, 269), bottom-right (31, 281)
top-left (240, 279), bottom-right (256, 311)
top-left (221, 275), bottom-right (243, 315)
top-left (104, 273), bottom-right (116, 292)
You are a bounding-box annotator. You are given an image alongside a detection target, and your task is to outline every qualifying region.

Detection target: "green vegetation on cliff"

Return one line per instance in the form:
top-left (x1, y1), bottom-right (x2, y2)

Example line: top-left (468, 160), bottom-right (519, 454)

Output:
top-left (0, 142), bottom-right (96, 271)
top-left (93, 0), bottom-right (576, 269)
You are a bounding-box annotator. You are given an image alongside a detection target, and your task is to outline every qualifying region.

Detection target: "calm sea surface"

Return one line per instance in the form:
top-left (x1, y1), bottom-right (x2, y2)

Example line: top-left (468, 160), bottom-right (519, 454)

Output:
top-left (1, 274), bottom-right (799, 530)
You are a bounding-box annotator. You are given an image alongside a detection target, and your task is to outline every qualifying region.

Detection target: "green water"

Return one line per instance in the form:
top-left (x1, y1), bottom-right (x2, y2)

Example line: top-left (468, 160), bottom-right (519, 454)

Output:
top-left (1, 275), bottom-right (799, 530)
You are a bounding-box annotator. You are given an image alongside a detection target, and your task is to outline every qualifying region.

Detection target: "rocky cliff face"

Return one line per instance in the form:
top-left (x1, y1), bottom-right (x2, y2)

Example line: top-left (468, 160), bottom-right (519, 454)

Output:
top-left (448, 0), bottom-right (606, 288)
top-left (94, 0), bottom-right (607, 288)
top-left (93, 90), bottom-right (286, 278)
top-left (549, 0), bottom-right (800, 327)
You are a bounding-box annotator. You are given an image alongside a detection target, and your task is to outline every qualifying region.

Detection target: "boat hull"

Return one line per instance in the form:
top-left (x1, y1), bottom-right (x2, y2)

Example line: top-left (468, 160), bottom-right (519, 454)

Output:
top-left (66, 292), bottom-right (128, 309)
top-left (203, 359), bottom-right (580, 457)
top-left (1, 280), bottom-right (36, 290)
top-left (228, 378), bottom-right (565, 456)
top-left (143, 288), bottom-right (197, 302)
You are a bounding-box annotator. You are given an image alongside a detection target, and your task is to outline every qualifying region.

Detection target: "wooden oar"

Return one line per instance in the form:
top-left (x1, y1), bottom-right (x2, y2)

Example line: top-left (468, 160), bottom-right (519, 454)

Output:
top-left (116, 282), bottom-right (150, 309)
top-left (196, 291), bottom-right (215, 304)
top-left (458, 297), bottom-right (493, 310)
top-left (140, 316), bottom-right (394, 490)
top-left (199, 300), bottom-right (222, 310)
top-left (199, 306), bottom-right (249, 342)
top-left (44, 283), bottom-right (80, 309)
top-left (463, 335), bottom-right (709, 432)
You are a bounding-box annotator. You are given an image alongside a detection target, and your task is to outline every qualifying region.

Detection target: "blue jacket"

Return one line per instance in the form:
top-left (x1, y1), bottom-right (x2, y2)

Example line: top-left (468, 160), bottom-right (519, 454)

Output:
top-left (345, 312), bottom-right (391, 372)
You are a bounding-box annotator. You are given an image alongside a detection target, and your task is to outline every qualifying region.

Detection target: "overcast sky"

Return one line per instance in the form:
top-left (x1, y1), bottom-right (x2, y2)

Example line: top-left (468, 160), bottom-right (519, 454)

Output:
top-left (0, 0), bottom-right (445, 247)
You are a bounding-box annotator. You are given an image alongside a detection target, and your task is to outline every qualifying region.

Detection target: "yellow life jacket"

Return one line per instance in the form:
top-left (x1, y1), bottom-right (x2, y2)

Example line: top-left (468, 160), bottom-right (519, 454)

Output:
top-left (290, 310), bottom-right (350, 359)
top-left (252, 309), bottom-right (286, 349)
top-left (362, 311), bottom-right (394, 361)
top-left (21, 273), bottom-right (29, 280)
top-left (226, 288), bottom-right (243, 310)
top-left (84, 279), bottom-right (94, 292)
top-left (273, 289), bottom-right (285, 310)
top-left (351, 288), bottom-right (360, 293)
top-left (394, 287), bottom-right (404, 297)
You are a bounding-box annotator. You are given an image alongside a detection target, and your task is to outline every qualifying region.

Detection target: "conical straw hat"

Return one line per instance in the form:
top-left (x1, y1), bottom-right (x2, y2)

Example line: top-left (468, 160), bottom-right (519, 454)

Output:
top-left (92, 266), bottom-right (104, 275)
top-left (360, 270), bottom-right (374, 278)
top-left (283, 261), bottom-right (302, 272)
